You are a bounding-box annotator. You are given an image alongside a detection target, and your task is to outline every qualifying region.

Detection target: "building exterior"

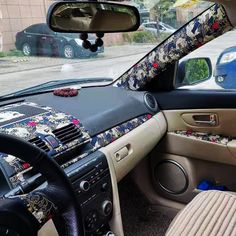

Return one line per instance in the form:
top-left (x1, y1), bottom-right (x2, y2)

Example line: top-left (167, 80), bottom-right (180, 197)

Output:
top-left (176, 2), bottom-right (212, 25)
top-left (0, 1), bottom-right (213, 52)
top-left (0, 0), bottom-right (124, 51)
top-left (0, 0), bottom-right (53, 51)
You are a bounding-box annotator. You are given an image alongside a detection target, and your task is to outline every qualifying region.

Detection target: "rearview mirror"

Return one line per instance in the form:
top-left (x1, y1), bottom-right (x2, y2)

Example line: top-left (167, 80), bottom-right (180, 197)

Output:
top-left (176, 58), bottom-right (212, 87)
top-left (47, 1), bottom-right (140, 33)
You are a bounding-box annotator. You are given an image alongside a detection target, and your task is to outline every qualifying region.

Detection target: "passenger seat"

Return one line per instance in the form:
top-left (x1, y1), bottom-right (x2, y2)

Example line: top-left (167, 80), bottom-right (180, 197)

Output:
top-left (166, 190), bottom-right (236, 236)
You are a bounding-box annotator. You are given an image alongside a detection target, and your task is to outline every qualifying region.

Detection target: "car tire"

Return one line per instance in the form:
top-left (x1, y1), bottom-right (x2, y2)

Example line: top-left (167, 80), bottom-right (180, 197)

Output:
top-left (63, 45), bottom-right (75, 59)
top-left (22, 43), bottom-right (32, 56)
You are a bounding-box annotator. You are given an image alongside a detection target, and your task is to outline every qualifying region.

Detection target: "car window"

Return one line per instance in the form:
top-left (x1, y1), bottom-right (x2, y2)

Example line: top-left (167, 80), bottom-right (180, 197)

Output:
top-left (162, 22), bottom-right (174, 30)
top-left (25, 25), bottom-right (41, 34)
top-left (42, 25), bottom-right (53, 35)
top-left (151, 24), bottom-right (157, 29)
top-left (176, 30), bottom-right (236, 90)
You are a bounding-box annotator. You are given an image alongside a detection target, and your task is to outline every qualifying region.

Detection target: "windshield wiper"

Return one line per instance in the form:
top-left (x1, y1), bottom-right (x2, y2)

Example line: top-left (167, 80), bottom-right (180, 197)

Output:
top-left (1, 78), bottom-right (113, 99)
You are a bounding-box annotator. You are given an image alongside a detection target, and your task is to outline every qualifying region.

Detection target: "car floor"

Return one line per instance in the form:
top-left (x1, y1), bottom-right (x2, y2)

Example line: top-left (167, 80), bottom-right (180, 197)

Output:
top-left (118, 176), bottom-right (174, 236)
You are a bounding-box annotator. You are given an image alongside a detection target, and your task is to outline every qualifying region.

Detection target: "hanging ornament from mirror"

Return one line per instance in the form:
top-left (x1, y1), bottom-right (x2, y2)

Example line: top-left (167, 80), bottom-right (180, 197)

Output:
top-left (80, 33), bottom-right (104, 52)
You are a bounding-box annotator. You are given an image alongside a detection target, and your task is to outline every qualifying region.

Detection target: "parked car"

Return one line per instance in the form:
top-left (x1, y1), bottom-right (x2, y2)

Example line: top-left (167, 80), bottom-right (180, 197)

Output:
top-left (15, 23), bottom-right (104, 59)
top-left (215, 46), bottom-right (236, 89)
top-left (141, 21), bottom-right (176, 35)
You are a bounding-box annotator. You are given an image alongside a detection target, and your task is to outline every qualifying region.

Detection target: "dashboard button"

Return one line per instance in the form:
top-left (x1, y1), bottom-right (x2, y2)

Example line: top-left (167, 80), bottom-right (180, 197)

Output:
top-left (101, 183), bottom-right (108, 192)
top-left (45, 135), bottom-right (59, 148)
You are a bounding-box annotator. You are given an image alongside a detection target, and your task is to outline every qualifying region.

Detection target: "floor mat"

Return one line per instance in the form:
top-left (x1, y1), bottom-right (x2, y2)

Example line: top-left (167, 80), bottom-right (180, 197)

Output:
top-left (119, 177), bottom-right (173, 236)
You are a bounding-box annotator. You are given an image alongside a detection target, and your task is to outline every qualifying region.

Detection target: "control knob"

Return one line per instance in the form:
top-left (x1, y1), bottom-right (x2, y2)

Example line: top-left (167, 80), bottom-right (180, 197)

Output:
top-left (101, 200), bottom-right (113, 216)
top-left (80, 180), bottom-right (90, 192)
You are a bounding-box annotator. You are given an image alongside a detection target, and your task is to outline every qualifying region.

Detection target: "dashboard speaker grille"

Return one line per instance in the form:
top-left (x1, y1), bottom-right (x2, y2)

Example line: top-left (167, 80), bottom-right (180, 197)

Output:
top-left (29, 137), bottom-right (50, 153)
top-left (52, 124), bottom-right (82, 145)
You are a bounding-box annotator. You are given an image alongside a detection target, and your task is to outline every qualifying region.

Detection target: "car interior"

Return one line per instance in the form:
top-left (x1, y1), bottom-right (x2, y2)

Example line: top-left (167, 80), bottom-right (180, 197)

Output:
top-left (1, 0), bottom-right (236, 236)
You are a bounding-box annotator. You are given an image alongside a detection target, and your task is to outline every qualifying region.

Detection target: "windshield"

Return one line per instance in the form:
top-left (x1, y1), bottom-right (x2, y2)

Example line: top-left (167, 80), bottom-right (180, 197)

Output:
top-left (0, 0), bottom-right (212, 96)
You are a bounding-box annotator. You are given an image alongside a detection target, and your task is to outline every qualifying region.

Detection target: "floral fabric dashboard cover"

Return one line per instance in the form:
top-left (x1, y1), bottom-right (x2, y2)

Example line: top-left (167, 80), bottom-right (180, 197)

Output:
top-left (114, 4), bottom-right (233, 90)
top-left (0, 102), bottom-right (90, 183)
top-left (0, 102), bottom-right (152, 187)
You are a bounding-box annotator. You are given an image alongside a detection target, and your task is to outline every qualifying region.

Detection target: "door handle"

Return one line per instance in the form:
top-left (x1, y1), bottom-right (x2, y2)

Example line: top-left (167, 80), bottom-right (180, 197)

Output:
top-left (181, 113), bottom-right (218, 127)
top-left (193, 114), bottom-right (217, 126)
top-left (195, 120), bottom-right (216, 126)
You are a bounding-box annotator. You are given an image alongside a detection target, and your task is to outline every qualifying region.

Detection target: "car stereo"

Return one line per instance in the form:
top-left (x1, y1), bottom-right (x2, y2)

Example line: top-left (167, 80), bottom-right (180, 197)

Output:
top-left (66, 151), bottom-right (113, 235)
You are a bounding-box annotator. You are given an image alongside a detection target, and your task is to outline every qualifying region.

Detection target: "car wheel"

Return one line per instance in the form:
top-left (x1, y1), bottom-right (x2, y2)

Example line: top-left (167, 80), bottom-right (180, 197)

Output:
top-left (22, 43), bottom-right (32, 56)
top-left (63, 45), bottom-right (75, 59)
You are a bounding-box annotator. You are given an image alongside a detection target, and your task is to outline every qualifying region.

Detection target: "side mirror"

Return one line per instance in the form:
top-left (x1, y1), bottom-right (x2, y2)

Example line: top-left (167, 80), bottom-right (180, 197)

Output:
top-left (176, 58), bottom-right (212, 87)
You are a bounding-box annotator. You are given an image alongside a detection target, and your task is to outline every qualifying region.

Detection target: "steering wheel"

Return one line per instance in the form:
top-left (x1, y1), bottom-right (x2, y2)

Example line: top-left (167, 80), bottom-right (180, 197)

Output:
top-left (0, 133), bottom-right (84, 236)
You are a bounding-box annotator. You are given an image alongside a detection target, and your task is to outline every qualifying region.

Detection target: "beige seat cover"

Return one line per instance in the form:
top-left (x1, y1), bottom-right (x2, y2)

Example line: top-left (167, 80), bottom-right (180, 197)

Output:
top-left (166, 191), bottom-right (236, 236)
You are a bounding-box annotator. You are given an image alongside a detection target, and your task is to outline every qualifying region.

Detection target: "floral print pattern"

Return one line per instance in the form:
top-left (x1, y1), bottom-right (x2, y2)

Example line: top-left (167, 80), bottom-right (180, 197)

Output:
top-left (114, 4), bottom-right (233, 90)
top-left (1, 108), bottom-right (152, 186)
top-left (172, 130), bottom-right (232, 145)
top-left (0, 102), bottom-right (90, 185)
top-left (20, 192), bottom-right (56, 224)
top-left (62, 114), bottom-right (152, 168)
top-left (91, 114), bottom-right (152, 148)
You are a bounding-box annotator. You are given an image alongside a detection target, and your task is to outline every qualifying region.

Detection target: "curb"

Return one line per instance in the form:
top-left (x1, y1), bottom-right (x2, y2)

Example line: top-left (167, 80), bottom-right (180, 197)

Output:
top-left (12, 58), bottom-right (29, 63)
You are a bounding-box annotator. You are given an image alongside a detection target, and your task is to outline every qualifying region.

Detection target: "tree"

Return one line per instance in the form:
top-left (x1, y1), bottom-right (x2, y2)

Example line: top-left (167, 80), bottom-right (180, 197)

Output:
top-left (147, 0), bottom-right (176, 25)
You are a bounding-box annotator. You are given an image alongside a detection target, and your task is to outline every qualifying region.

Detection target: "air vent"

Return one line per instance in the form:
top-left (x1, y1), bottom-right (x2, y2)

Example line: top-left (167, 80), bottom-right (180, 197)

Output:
top-left (52, 124), bottom-right (82, 145)
top-left (144, 93), bottom-right (158, 112)
top-left (29, 137), bottom-right (50, 152)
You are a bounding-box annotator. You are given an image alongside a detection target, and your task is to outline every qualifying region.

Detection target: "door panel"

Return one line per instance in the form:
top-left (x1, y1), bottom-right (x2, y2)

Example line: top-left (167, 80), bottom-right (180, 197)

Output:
top-left (145, 90), bottom-right (236, 206)
top-left (149, 151), bottom-right (236, 204)
top-left (163, 109), bottom-right (236, 136)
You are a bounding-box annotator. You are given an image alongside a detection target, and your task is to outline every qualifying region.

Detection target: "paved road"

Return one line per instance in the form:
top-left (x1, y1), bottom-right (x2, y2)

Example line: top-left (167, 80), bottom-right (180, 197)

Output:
top-left (0, 30), bottom-right (236, 95)
top-left (0, 52), bottom-right (147, 95)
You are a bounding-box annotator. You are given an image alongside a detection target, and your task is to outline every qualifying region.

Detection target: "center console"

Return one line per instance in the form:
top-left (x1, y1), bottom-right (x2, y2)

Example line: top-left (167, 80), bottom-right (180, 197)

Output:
top-left (66, 151), bottom-right (113, 236)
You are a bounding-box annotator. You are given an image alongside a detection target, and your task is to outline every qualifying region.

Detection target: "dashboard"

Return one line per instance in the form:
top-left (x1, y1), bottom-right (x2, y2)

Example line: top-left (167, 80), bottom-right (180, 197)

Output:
top-left (0, 85), bottom-right (166, 236)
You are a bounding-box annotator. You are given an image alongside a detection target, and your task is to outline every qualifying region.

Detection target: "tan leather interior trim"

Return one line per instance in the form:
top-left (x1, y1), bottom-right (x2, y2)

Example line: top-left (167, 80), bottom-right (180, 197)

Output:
top-left (99, 113), bottom-right (167, 234)
top-left (131, 158), bottom-right (185, 212)
top-left (38, 220), bottom-right (58, 236)
top-left (227, 140), bottom-right (236, 158)
top-left (102, 148), bottom-right (124, 236)
top-left (163, 109), bottom-right (236, 136)
top-left (162, 132), bottom-right (236, 165)
top-left (162, 109), bottom-right (236, 165)
top-left (101, 113), bottom-right (167, 182)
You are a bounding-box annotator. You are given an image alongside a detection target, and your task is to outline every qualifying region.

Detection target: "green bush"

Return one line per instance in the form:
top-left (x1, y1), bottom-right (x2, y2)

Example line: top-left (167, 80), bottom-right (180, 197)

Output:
top-left (0, 49), bottom-right (24, 57)
top-left (123, 31), bottom-right (157, 44)
top-left (7, 49), bottom-right (24, 57)
top-left (0, 52), bottom-right (6, 58)
top-left (160, 32), bottom-right (171, 42)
